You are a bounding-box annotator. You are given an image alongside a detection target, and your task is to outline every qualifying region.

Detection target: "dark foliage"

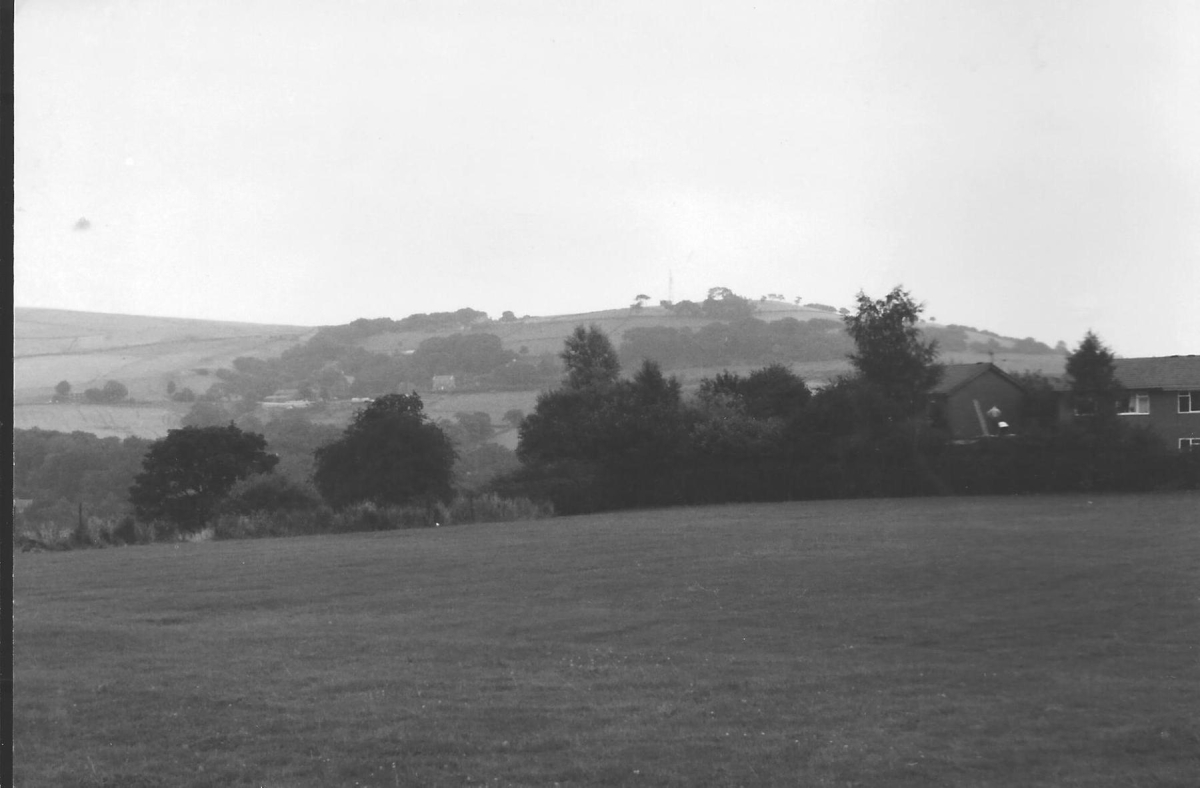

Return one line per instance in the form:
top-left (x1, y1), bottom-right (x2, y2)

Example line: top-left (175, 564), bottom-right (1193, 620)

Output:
top-left (414, 333), bottom-right (515, 376)
top-left (561, 325), bottom-right (621, 390)
top-left (1065, 331), bottom-right (1120, 422)
top-left (221, 474), bottom-right (320, 516)
top-left (13, 428), bottom-right (151, 521)
top-left (312, 394), bottom-right (456, 509)
top-left (844, 287), bottom-right (943, 414)
top-left (83, 380), bottom-right (129, 403)
top-left (503, 317), bottom-right (1195, 516)
top-left (129, 424), bottom-right (279, 531)
top-left (620, 317), bottom-right (850, 369)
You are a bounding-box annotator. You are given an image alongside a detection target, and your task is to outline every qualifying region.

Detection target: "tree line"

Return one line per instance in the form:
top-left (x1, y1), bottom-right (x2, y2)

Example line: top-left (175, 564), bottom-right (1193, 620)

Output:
top-left (493, 289), bottom-right (1192, 513)
top-left (16, 286), bottom-right (1194, 550)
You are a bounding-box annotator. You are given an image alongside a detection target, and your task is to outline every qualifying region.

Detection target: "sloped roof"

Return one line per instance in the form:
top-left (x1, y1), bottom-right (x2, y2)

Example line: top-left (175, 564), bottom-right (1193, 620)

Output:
top-left (1113, 356), bottom-right (1200, 391)
top-left (931, 363), bottom-right (1025, 396)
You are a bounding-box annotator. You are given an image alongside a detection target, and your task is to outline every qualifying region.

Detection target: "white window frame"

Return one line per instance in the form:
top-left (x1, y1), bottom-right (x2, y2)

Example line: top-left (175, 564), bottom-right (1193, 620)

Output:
top-left (1119, 392), bottom-right (1150, 415)
top-left (1179, 392), bottom-right (1200, 414)
top-left (1179, 437), bottom-right (1200, 452)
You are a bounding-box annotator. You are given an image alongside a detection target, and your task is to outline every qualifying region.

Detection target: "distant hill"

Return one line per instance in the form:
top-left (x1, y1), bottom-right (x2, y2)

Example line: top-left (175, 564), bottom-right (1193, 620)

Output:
top-left (13, 304), bottom-right (1066, 440)
top-left (13, 308), bottom-right (315, 404)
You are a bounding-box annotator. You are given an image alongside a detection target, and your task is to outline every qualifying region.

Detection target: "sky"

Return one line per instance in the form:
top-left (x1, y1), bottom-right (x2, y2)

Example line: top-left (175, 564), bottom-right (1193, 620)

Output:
top-left (14, 0), bottom-right (1200, 357)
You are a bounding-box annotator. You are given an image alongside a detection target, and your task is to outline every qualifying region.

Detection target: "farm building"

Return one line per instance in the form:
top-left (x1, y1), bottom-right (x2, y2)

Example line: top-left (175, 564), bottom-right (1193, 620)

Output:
top-left (432, 375), bottom-right (456, 392)
top-left (929, 363), bottom-right (1027, 440)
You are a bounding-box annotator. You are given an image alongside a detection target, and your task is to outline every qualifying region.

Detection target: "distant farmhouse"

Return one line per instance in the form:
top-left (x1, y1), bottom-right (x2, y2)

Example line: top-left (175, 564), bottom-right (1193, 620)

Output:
top-left (1109, 356), bottom-right (1200, 452)
top-left (930, 363), bottom-right (1026, 440)
top-left (431, 375), bottom-right (456, 392)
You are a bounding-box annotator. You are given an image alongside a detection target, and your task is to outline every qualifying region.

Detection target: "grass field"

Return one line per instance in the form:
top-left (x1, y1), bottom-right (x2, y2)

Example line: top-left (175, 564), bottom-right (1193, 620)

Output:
top-left (16, 495), bottom-right (1198, 787)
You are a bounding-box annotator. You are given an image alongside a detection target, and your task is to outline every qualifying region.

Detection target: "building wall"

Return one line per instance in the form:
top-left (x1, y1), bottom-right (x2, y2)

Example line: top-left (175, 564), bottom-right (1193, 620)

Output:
top-left (939, 373), bottom-right (1027, 439)
top-left (1118, 389), bottom-right (1200, 450)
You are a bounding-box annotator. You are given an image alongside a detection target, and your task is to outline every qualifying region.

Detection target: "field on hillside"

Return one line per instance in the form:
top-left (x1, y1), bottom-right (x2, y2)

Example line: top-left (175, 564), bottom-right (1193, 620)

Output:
top-left (15, 494), bottom-right (1199, 787)
top-left (13, 308), bottom-right (313, 404)
top-left (10, 401), bottom-right (196, 440)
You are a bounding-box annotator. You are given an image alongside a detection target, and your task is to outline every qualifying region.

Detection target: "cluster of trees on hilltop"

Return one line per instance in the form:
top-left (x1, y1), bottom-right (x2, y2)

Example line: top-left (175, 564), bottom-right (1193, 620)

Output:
top-left (619, 317), bottom-right (851, 369)
top-left (314, 309), bottom-right (490, 344)
top-left (660, 286), bottom-right (759, 320)
top-left (202, 329), bottom-right (560, 403)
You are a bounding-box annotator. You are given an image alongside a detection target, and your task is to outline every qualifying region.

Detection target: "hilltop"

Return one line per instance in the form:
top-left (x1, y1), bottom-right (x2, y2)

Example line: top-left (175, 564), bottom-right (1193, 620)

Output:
top-left (13, 303), bottom-right (1066, 440)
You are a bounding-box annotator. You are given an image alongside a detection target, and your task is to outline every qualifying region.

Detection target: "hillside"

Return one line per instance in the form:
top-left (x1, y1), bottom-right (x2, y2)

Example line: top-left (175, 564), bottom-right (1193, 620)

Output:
top-left (13, 304), bottom-right (1066, 440)
top-left (13, 308), bottom-right (316, 405)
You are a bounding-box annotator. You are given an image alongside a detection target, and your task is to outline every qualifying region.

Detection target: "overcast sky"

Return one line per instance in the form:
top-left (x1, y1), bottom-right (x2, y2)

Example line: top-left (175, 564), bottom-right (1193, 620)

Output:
top-left (14, 0), bottom-right (1200, 356)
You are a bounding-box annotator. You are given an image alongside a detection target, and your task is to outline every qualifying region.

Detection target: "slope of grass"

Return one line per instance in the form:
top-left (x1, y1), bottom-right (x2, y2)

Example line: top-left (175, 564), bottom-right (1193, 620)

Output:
top-left (13, 307), bottom-right (313, 403)
top-left (15, 493), bottom-right (1199, 787)
top-left (10, 402), bottom-right (195, 440)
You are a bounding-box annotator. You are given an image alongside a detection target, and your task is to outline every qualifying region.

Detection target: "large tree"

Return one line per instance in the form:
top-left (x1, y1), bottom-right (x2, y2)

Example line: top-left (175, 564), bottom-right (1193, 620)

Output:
top-left (1065, 331), bottom-right (1119, 420)
top-left (561, 324), bottom-right (621, 390)
top-left (312, 393), bottom-right (456, 509)
top-left (843, 286), bottom-right (942, 414)
top-left (559, 323), bottom-right (624, 391)
top-left (129, 424), bottom-right (278, 531)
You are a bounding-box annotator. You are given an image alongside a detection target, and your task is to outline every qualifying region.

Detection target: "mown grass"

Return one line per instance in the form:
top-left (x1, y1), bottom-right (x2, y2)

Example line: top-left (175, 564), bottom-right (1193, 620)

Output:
top-left (14, 493), bottom-right (1200, 787)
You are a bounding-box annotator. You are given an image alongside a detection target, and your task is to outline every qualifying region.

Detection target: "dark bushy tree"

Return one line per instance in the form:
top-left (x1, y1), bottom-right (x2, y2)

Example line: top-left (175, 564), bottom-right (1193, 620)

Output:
top-left (1065, 331), bottom-right (1119, 421)
top-left (312, 393), bottom-right (456, 509)
top-left (103, 380), bottom-right (129, 402)
top-left (129, 424), bottom-right (278, 531)
top-left (561, 324), bottom-right (621, 390)
top-left (844, 287), bottom-right (942, 413)
top-left (83, 380), bottom-right (129, 403)
top-left (703, 363), bottom-right (811, 421)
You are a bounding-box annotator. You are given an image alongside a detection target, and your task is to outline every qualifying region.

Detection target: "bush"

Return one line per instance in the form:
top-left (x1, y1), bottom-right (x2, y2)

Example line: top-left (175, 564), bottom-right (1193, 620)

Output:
top-left (221, 474), bottom-right (320, 516)
top-left (14, 512), bottom-right (155, 551)
top-left (209, 494), bottom-right (552, 540)
top-left (213, 506), bottom-right (336, 540)
top-left (448, 493), bottom-right (554, 524)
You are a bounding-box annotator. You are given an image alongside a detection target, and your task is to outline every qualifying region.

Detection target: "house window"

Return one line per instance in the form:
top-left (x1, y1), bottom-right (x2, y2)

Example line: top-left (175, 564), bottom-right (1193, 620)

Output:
top-left (1179, 437), bottom-right (1200, 452)
top-left (1179, 392), bottom-right (1200, 414)
top-left (1118, 393), bottom-right (1150, 415)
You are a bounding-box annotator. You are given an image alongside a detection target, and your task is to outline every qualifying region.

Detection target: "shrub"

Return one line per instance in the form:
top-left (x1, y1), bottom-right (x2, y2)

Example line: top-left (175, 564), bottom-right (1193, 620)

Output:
top-left (213, 506), bottom-right (336, 540)
top-left (221, 474), bottom-right (320, 516)
top-left (447, 493), bottom-right (554, 524)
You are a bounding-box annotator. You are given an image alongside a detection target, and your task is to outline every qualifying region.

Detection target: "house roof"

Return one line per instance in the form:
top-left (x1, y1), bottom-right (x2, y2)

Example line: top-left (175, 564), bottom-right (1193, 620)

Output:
top-left (1113, 356), bottom-right (1200, 391)
top-left (931, 363), bottom-right (1025, 396)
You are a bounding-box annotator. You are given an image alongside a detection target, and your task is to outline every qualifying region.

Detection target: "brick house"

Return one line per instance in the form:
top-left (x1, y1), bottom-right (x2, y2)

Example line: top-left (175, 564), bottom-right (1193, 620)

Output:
top-left (1109, 356), bottom-right (1200, 452)
top-left (929, 363), bottom-right (1027, 440)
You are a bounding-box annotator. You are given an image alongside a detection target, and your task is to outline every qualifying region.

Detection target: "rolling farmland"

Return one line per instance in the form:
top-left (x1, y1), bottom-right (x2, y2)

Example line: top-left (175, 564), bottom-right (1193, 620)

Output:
top-left (14, 305), bottom-right (1067, 442)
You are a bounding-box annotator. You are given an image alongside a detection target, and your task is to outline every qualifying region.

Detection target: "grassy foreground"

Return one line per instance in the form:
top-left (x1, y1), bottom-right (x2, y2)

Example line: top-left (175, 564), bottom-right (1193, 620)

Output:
top-left (15, 494), bottom-right (1200, 787)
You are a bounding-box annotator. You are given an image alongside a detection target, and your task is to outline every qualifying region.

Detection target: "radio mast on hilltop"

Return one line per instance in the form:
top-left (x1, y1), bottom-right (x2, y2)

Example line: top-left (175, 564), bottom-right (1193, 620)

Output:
top-left (668, 270), bottom-right (674, 304)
